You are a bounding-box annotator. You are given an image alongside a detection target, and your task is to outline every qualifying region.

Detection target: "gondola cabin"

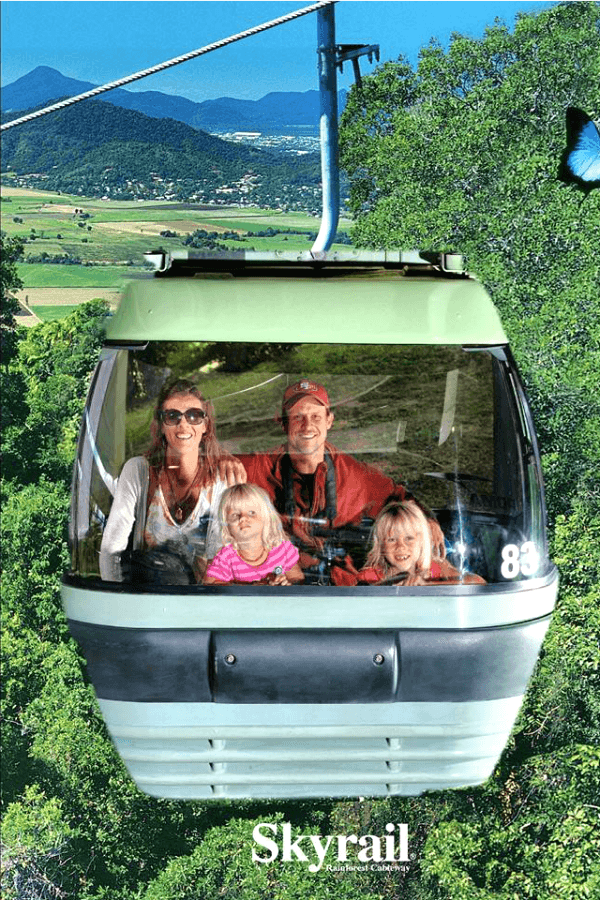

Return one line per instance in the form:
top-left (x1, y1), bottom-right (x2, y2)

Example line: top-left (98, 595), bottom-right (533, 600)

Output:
top-left (62, 250), bottom-right (558, 798)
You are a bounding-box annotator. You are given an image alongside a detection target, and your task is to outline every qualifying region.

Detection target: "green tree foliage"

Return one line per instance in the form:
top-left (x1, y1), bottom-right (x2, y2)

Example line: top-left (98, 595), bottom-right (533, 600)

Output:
top-left (0, 232), bottom-right (30, 441)
top-left (182, 228), bottom-right (232, 251)
top-left (523, 499), bottom-right (600, 750)
top-left (1, 479), bottom-right (71, 808)
top-left (1, 785), bottom-right (77, 900)
top-left (0, 479), bottom-right (199, 898)
top-left (1, 230), bottom-right (24, 367)
top-left (1, 479), bottom-right (70, 640)
top-left (342, 4), bottom-right (599, 253)
top-left (2, 300), bottom-right (110, 484)
top-left (17, 299), bottom-right (109, 386)
top-left (340, 2), bottom-right (600, 518)
top-left (142, 814), bottom-right (373, 900)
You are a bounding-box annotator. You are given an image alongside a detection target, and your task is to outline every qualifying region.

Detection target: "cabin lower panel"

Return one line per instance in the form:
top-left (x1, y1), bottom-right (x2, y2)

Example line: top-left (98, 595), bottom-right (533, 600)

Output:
top-left (99, 698), bottom-right (522, 799)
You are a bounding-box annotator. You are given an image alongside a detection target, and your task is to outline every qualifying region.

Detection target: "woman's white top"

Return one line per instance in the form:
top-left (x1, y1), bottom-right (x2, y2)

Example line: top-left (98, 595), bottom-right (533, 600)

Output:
top-left (99, 457), bottom-right (226, 581)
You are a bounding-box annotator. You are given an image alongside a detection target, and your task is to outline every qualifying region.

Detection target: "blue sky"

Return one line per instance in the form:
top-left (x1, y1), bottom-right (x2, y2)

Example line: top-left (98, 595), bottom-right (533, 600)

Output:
top-left (2, 1), bottom-right (563, 101)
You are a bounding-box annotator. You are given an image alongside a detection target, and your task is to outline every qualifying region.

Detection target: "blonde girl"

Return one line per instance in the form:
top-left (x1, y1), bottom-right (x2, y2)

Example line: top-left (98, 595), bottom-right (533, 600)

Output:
top-left (359, 502), bottom-right (485, 585)
top-left (204, 484), bottom-right (304, 585)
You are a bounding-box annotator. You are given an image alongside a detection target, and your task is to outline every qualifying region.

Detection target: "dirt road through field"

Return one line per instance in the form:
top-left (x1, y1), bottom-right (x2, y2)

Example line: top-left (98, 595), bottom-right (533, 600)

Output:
top-left (15, 288), bottom-right (121, 326)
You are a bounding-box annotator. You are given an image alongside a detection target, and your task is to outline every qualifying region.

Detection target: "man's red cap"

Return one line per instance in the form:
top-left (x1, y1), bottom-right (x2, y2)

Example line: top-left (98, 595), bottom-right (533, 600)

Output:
top-left (282, 380), bottom-right (330, 412)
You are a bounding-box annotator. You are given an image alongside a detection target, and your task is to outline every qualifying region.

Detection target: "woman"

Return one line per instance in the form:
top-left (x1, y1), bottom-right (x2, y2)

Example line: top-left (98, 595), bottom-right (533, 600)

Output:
top-left (99, 378), bottom-right (244, 583)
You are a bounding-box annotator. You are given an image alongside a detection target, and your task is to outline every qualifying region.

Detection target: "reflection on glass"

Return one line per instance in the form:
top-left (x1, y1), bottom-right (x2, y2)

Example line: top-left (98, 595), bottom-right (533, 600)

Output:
top-left (69, 343), bottom-right (549, 587)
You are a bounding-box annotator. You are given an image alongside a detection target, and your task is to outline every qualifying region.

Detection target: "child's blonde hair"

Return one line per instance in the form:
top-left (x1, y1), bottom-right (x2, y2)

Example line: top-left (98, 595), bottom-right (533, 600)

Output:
top-left (365, 502), bottom-right (432, 577)
top-left (218, 483), bottom-right (285, 551)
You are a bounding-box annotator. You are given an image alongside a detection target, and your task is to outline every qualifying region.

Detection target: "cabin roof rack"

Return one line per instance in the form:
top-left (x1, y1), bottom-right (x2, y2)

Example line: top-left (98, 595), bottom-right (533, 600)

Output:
top-left (144, 249), bottom-right (468, 278)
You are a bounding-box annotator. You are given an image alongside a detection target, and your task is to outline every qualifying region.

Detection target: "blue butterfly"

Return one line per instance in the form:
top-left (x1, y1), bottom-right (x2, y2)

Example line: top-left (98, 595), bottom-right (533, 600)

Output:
top-left (558, 107), bottom-right (600, 195)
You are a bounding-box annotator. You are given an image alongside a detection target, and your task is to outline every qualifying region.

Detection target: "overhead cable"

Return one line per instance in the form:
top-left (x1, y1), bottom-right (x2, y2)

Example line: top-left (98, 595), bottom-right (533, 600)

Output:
top-left (1, 1), bottom-right (336, 132)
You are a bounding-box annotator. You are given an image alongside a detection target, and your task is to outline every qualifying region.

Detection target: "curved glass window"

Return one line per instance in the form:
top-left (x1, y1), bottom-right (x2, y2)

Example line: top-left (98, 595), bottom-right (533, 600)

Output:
top-left (69, 342), bottom-right (549, 587)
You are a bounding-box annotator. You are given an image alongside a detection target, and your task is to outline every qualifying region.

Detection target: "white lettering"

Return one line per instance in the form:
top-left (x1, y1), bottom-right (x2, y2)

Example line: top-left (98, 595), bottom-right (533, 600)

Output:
top-left (357, 834), bottom-right (382, 862)
top-left (396, 823), bottom-right (409, 861)
top-left (281, 822), bottom-right (309, 863)
top-left (307, 835), bottom-right (334, 873)
top-left (384, 822), bottom-right (396, 860)
top-left (501, 543), bottom-right (520, 578)
top-left (336, 833), bottom-right (358, 861)
top-left (520, 541), bottom-right (539, 576)
top-left (383, 822), bottom-right (410, 861)
top-left (252, 823), bottom-right (279, 864)
top-left (252, 821), bottom-right (410, 868)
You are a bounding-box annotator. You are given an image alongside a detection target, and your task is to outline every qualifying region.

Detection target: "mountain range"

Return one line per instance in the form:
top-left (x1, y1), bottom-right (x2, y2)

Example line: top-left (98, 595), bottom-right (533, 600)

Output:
top-left (0, 93), bottom-right (322, 208)
top-left (2, 66), bottom-right (347, 133)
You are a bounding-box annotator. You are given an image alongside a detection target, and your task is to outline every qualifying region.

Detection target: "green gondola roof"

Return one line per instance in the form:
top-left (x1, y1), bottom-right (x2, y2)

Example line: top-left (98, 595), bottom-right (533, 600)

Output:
top-left (105, 251), bottom-right (508, 345)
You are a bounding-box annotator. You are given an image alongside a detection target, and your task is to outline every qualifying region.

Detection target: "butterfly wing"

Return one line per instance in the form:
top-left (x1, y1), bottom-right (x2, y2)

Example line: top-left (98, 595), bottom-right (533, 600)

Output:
top-left (558, 107), bottom-right (600, 192)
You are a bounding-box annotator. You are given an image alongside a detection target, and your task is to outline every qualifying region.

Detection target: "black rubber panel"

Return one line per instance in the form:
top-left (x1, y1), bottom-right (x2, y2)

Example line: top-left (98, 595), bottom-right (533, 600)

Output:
top-left (212, 630), bottom-right (399, 703)
top-left (68, 622), bottom-right (212, 702)
top-left (395, 622), bottom-right (548, 702)
top-left (67, 619), bottom-right (549, 704)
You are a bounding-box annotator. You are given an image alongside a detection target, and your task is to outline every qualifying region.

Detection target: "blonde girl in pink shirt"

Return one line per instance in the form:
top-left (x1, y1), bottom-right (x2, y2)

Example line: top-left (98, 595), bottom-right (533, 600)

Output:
top-left (204, 484), bottom-right (304, 585)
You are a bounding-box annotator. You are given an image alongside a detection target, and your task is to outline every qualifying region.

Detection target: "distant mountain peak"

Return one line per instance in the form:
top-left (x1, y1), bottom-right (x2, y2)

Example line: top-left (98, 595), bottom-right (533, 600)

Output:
top-left (29, 65), bottom-right (63, 75)
top-left (2, 67), bottom-right (95, 113)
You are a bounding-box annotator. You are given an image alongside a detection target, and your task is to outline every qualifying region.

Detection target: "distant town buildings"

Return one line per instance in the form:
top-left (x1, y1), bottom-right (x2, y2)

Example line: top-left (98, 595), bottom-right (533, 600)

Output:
top-left (212, 132), bottom-right (321, 155)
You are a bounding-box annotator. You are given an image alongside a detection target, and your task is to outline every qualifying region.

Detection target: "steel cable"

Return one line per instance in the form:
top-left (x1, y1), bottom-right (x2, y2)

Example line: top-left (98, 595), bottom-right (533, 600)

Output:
top-left (1, 0), bottom-right (336, 131)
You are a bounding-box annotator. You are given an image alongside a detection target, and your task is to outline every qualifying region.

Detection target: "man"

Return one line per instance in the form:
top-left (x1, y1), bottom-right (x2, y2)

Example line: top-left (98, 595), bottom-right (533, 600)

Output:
top-left (238, 380), bottom-right (443, 583)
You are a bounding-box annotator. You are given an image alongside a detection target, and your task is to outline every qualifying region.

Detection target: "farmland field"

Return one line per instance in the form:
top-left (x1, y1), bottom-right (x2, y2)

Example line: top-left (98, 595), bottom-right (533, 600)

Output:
top-left (2, 184), bottom-right (354, 323)
top-left (17, 264), bottom-right (137, 288)
top-left (14, 288), bottom-right (122, 326)
top-left (32, 305), bottom-right (80, 322)
top-left (2, 184), bottom-right (353, 321)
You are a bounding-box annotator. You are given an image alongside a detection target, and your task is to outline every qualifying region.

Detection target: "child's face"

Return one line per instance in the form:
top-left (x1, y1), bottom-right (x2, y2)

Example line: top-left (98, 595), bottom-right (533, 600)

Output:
top-left (226, 499), bottom-right (264, 544)
top-left (382, 521), bottom-right (421, 574)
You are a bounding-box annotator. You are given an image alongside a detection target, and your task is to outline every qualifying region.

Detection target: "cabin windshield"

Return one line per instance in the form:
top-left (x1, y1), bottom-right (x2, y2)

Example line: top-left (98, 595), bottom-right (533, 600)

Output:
top-left (70, 341), bottom-right (549, 588)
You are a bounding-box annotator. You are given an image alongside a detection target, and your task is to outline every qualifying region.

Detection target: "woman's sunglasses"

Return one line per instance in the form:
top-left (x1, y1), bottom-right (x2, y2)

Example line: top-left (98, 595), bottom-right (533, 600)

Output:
top-left (160, 408), bottom-right (206, 426)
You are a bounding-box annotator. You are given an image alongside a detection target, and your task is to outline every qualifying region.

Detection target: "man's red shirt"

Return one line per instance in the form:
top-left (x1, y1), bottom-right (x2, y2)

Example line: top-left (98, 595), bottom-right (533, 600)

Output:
top-left (237, 441), bottom-right (406, 548)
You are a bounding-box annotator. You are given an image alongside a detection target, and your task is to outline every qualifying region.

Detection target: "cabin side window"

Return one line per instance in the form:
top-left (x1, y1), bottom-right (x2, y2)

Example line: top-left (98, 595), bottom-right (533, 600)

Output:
top-left (69, 342), bottom-right (548, 588)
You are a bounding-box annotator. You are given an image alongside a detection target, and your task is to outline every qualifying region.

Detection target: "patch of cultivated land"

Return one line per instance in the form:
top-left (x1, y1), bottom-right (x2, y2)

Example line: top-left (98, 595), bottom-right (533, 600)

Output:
top-left (2, 186), bottom-right (354, 320)
top-left (31, 305), bottom-right (80, 323)
top-left (17, 263), bottom-right (138, 288)
top-left (16, 287), bottom-right (121, 307)
top-left (14, 288), bottom-right (121, 327)
top-left (92, 219), bottom-right (236, 235)
top-left (1, 185), bottom-right (64, 198)
top-left (39, 203), bottom-right (84, 214)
